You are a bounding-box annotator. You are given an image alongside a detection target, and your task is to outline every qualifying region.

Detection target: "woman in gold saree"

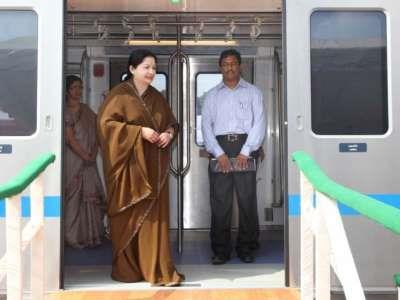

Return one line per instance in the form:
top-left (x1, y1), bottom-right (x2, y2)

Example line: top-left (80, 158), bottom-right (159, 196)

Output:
top-left (97, 49), bottom-right (184, 286)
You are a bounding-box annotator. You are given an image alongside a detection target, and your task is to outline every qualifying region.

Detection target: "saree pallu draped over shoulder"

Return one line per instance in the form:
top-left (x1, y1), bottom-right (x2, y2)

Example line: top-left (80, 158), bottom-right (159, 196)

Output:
top-left (97, 81), bottom-right (183, 285)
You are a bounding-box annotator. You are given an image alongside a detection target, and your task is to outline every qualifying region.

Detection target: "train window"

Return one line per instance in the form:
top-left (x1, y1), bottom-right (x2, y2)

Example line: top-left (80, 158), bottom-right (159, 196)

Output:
top-left (152, 73), bottom-right (167, 98)
top-left (119, 72), bottom-right (167, 98)
top-left (310, 11), bottom-right (388, 135)
top-left (195, 73), bottom-right (222, 146)
top-left (0, 11), bottom-right (38, 136)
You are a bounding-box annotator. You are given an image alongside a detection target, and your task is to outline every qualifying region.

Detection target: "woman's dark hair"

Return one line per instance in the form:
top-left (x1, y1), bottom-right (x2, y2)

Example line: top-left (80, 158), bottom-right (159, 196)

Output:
top-left (65, 75), bottom-right (82, 102)
top-left (218, 49), bottom-right (241, 66)
top-left (66, 75), bottom-right (82, 91)
top-left (125, 49), bottom-right (157, 81)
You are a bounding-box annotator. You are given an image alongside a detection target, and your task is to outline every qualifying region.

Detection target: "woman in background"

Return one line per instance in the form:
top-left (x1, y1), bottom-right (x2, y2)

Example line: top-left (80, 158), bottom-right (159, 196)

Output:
top-left (64, 75), bottom-right (105, 249)
top-left (97, 49), bottom-right (184, 286)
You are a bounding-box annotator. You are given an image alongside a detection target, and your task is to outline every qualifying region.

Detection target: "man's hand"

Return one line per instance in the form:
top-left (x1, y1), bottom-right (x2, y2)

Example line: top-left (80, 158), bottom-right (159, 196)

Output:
top-left (235, 153), bottom-right (249, 170)
top-left (217, 154), bottom-right (232, 173)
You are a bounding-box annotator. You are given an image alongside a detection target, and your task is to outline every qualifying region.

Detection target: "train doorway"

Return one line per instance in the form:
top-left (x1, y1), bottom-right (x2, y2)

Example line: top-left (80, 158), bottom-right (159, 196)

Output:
top-left (62, 10), bottom-right (285, 289)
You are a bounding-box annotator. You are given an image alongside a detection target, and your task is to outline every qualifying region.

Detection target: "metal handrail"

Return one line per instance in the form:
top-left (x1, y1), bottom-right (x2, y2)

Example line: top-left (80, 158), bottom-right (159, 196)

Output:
top-left (0, 153), bottom-right (55, 199)
top-left (180, 51), bottom-right (191, 176)
top-left (176, 19), bottom-right (184, 254)
top-left (292, 151), bottom-right (400, 234)
top-left (292, 151), bottom-right (400, 300)
top-left (168, 51), bottom-right (179, 177)
top-left (167, 23), bottom-right (193, 253)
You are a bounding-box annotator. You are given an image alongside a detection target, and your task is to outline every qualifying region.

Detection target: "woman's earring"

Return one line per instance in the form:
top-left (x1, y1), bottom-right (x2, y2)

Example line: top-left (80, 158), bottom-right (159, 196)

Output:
top-left (129, 66), bottom-right (135, 78)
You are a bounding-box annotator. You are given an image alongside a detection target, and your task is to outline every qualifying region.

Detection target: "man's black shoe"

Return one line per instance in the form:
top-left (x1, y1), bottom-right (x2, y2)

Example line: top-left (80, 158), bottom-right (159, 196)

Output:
top-left (211, 255), bottom-right (228, 265)
top-left (239, 253), bottom-right (254, 263)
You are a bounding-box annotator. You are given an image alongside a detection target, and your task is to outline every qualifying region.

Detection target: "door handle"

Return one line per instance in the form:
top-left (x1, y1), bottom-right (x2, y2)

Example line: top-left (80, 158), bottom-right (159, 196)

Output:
top-left (296, 115), bottom-right (303, 131)
top-left (45, 115), bottom-right (53, 131)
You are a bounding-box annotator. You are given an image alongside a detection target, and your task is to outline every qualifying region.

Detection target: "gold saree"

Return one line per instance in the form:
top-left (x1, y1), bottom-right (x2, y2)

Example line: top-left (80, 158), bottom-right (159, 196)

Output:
top-left (97, 81), bottom-right (182, 285)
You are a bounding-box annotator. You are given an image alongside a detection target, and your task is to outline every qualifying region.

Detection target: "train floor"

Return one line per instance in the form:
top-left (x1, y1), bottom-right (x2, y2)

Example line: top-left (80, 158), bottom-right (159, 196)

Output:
top-left (63, 229), bottom-right (285, 289)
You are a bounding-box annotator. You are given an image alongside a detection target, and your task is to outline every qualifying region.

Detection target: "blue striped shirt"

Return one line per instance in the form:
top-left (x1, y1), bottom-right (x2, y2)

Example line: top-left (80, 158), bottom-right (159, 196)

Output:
top-left (201, 78), bottom-right (266, 157)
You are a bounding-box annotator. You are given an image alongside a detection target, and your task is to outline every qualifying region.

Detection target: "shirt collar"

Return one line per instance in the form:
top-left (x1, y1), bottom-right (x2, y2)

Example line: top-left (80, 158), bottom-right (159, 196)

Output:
top-left (217, 78), bottom-right (247, 90)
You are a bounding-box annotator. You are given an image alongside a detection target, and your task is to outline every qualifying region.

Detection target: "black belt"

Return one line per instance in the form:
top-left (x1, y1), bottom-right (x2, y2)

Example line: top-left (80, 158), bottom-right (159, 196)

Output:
top-left (216, 133), bottom-right (247, 143)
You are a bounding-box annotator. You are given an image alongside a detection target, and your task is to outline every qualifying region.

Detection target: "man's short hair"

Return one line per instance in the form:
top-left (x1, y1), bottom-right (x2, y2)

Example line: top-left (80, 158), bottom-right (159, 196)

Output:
top-left (219, 49), bottom-right (241, 66)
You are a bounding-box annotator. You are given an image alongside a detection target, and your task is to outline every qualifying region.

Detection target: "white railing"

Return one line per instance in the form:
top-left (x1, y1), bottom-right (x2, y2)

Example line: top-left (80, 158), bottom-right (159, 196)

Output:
top-left (395, 274), bottom-right (400, 300)
top-left (294, 151), bottom-right (400, 300)
top-left (299, 172), bottom-right (365, 300)
top-left (0, 174), bottom-right (45, 300)
top-left (0, 153), bottom-right (54, 299)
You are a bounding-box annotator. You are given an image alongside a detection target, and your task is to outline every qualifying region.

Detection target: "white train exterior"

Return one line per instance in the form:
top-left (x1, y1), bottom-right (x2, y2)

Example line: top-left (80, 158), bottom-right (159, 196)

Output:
top-left (0, 0), bottom-right (399, 296)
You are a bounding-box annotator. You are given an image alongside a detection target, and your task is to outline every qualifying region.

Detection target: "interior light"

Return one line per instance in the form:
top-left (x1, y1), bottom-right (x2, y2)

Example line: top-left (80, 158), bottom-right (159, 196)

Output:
top-left (182, 40), bottom-right (237, 46)
top-left (124, 40), bottom-right (238, 46)
top-left (124, 40), bottom-right (177, 46)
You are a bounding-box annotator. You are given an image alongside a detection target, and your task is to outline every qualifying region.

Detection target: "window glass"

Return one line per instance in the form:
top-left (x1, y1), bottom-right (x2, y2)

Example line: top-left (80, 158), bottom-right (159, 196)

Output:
top-left (195, 73), bottom-right (222, 145)
top-left (310, 11), bottom-right (388, 135)
top-left (0, 11), bottom-right (38, 136)
top-left (152, 73), bottom-right (167, 98)
top-left (118, 72), bottom-right (166, 98)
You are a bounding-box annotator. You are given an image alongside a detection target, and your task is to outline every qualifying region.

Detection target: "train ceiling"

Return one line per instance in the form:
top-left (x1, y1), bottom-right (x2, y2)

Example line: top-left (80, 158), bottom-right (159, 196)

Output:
top-left (67, 0), bottom-right (282, 13)
top-left (66, 13), bottom-right (282, 46)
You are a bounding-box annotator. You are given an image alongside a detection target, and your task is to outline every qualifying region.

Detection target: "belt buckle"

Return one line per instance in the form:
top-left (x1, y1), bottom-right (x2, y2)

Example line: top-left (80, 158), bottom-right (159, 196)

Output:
top-left (227, 134), bottom-right (238, 142)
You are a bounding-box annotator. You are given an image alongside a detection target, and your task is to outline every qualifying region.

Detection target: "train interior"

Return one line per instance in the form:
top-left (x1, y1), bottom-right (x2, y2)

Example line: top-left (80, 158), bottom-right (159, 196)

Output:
top-left (63, 10), bottom-right (285, 289)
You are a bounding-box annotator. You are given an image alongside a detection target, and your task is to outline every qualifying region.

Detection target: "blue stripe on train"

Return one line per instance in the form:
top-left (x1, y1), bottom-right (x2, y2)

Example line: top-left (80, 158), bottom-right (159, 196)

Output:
top-left (0, 196), bottom-right (60, 217)
top-left (289, 194), bottom-right (400, 216)
top-left (2, 194), bottom-right (400, 217)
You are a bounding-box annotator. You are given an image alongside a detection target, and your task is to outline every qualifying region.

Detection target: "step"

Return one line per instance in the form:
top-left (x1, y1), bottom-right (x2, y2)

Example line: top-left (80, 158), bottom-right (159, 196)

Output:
top-left (46, 288), bottom-right (300, 300)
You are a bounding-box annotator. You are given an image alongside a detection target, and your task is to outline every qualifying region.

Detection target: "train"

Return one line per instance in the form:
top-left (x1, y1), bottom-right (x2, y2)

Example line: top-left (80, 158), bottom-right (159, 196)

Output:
top-left (0, 0), bottom-right (399, 297)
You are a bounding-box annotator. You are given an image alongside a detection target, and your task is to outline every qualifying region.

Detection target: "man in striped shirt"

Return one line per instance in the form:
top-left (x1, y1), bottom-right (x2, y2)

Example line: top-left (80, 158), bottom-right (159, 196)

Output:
top-left (202, 49), bottom-right (266, 265)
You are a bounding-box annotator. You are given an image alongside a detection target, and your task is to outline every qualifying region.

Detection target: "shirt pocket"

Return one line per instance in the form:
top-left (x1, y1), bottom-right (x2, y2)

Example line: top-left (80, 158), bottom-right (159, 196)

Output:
top-left (236, 99), bottom-right (252, 119)
top-left (235, 99), bottom-right (252, 128)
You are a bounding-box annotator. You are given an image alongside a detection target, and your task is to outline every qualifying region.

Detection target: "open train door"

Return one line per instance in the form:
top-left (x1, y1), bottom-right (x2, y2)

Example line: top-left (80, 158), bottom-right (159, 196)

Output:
top-left (0, 0), bottom-right (63, 292)
top-left (286, 0), bottom-right (400, 293)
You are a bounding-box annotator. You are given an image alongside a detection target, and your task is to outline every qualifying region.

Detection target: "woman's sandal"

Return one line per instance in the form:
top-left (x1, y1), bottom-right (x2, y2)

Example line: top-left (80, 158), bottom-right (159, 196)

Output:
top-left (164, 281), bottom-right (181, 287)
top-left (150, 282), bottom-right (165, 287)
top-left (151, 273), bottom-right (185, 287)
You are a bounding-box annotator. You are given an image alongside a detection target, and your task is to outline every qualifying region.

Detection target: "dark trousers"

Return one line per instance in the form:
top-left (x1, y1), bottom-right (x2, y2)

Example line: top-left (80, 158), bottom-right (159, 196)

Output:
top-left (209, 134), bottom-right (259, 258)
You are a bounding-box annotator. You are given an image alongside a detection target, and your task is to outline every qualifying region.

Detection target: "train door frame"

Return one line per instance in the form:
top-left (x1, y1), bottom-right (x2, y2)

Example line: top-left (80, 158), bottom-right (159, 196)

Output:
top-left (282, 0), bottom-right (289, 287)
top-left (61, 10), bottom-right (286, 290)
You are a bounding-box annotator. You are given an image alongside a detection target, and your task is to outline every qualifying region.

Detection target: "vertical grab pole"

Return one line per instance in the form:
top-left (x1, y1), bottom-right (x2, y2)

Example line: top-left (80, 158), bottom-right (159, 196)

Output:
top-left (6, 195), bottom-right (23, 300)
top-left (180, 52), bottom-right (191, 176)
top-left (31, 175), bottom-right (44, 300)
top-left (168, 51), bottom-right (179, 177)
top-left (173, 20), bottom-right (191, 254)
top-left (168, 46), bottom-right (183, 254)
top-left (300, 172), bottom-right (314, 300)
top-left (176, 17), bottom-right (184, 254)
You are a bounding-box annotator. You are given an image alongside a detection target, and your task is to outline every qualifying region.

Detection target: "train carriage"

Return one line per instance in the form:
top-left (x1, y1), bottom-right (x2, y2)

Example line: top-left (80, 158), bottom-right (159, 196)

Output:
top-left (0, 0), bottom-right (399, 299)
